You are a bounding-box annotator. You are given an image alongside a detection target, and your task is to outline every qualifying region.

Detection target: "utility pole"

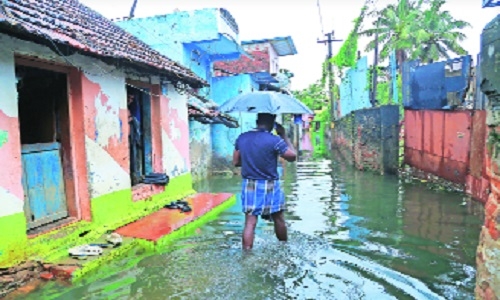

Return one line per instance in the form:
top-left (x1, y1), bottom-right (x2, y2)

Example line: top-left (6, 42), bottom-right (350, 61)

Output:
top-left (317, 31), bottom-right (342, 121)
top-left (129, 0), bottom-right (139, 18)
top-left (370, 20), bottom-right (380, 106)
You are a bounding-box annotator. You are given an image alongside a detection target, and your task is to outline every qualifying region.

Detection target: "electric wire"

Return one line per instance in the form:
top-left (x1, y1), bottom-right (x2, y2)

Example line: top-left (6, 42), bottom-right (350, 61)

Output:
top-left (316, 0), bottom-right (325, 35)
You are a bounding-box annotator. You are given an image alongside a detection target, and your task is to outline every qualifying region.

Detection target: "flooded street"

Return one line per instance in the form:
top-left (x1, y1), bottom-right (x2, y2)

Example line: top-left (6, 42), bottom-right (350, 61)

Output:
top-left (18, 154), bottom-right (484, 299)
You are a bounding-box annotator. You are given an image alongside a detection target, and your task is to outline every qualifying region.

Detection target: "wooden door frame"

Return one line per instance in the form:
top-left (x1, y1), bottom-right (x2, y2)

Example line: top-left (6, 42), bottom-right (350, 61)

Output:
top-left (15, 56), bottom-right (91, 223)
top-left (126, 80), bottom-right (164, 200)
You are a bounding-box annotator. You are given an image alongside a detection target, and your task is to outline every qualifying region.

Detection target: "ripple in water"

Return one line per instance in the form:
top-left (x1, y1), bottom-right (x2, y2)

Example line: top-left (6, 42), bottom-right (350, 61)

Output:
top-left (20, 156), bottom-right (481, 300)
top-left (127, 231), bottom-right (444, 300)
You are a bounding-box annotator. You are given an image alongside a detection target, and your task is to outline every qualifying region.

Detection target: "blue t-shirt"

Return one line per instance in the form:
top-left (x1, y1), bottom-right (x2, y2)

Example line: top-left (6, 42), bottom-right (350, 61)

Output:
top-left (235, 129), bottom-right (288, 180)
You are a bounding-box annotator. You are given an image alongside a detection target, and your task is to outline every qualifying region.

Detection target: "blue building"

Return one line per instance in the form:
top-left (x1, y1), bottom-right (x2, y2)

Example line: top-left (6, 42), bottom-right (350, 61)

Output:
top-left (117, 8), bottom-right (246, 181)
top-left (211, 37), bottom-right (297, 171)
top-left (117, 10), bottom-right (297, 178)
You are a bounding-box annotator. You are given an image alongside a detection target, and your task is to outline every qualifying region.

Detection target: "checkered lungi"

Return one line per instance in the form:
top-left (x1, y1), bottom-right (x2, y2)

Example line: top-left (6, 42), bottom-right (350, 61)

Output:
top-left (241, 179), bottom-right (285, 216)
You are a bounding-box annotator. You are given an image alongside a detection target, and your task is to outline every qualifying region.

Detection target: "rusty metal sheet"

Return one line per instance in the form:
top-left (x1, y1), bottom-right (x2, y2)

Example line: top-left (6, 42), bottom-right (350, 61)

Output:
top-left (443, 111), bottom-right (472, 164)
top-left (441, 158), bottom-right (467, 184)
top-left (404, 110), bottom-right (423, 150)
top-left (470, 111), bottom-right (487, 178)
top-left (423, 111), bottom-right (445, 157)
top-left (421, 153), bottom-right (443, 174)
top-left (404, 147), bottom-right (423, 168)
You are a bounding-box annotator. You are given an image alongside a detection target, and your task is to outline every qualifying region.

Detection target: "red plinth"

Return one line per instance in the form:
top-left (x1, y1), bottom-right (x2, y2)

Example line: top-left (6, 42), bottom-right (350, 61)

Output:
top-left (116, 193), bottom-right (233, 242)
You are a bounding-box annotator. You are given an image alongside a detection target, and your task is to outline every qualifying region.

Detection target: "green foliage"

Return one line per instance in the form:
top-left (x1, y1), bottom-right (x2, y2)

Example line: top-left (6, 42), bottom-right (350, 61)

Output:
top-left (331, 28), bottom-right (359, 68)
top-left (292, 81), bottom-right (329, 112)
top-left (360, 0), bottom-right (470, 64)
top-left (411, 0), bottom-right (470, 62)
top-left (330, 8), bottom-right (367, 69)
top-left (376, 76), bottom-right (402, 105)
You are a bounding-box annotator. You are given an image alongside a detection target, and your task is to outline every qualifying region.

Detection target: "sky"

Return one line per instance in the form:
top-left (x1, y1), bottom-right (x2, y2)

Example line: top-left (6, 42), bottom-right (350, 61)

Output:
top-left (80, 0), bottom-right (500, 90)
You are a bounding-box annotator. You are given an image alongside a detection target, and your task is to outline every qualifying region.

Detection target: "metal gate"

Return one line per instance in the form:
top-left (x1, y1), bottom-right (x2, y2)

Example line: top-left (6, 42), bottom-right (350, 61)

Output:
top-left (22, 142), bottom-right (68, 229)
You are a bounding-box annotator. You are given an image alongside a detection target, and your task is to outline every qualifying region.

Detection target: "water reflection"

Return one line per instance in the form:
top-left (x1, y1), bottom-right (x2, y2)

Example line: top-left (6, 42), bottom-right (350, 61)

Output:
top-left (18, 154), bottom-right (483, 300)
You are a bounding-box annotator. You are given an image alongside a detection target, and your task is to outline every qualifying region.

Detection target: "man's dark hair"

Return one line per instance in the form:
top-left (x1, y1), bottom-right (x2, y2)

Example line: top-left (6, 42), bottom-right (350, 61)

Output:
top-left (256, 113), bottom-right (276, 131)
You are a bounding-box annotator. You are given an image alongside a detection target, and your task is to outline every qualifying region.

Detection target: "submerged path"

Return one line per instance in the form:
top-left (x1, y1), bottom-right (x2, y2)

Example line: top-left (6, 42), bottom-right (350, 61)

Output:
top-left (16, 155), bottom-right (484, 299)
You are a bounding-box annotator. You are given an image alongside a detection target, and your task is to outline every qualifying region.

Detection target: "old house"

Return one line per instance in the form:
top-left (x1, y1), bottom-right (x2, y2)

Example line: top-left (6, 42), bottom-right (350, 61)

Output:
top-left (118, 13), bottom-right (298, 175)
top-left (117, 8), bottom-right (243, 181)
top-left (0, 0), bottom-right (209, 266)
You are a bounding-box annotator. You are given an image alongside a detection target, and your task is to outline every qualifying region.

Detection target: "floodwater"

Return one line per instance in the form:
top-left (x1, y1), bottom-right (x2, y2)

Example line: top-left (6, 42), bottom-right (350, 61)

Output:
top-left (18, 152), bottom-right (484, 299)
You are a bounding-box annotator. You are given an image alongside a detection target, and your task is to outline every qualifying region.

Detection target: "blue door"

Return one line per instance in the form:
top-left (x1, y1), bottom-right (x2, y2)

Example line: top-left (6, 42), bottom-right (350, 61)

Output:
top-left (22, 142), bottom-right (68, 229)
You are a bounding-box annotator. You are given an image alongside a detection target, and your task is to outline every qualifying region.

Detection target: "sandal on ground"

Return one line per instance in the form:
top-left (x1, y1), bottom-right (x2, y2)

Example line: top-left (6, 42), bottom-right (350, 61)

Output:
top-left (181, 205), bottom-right (192, 213)
top-left (164, 202), bottom-right (179, 209)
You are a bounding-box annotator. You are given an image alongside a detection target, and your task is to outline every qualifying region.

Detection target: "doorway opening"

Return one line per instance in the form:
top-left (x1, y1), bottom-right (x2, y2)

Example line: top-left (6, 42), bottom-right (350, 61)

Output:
top-left (127, 87), bottom-right (153, 186)
top-left (16, 64), bottom-right (72, 231)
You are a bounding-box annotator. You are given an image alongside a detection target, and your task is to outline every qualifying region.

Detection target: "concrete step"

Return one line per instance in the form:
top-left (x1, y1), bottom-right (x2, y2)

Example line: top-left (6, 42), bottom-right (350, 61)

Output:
top-left (115, 193), bottom-right (234, 242)
top-left (48, 193), bottom-right (236, 282)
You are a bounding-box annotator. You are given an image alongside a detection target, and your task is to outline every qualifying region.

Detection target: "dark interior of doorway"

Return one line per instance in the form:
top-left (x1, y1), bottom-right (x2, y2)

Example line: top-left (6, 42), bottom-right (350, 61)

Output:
top-left (16, 66), bottom-right (67, 144)
top-left (16, 65), bottom-right (73, 233)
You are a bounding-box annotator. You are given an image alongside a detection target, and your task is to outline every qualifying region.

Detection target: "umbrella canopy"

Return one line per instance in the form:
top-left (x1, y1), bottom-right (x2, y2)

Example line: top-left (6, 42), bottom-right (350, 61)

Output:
top-left (218, 91), bottom-right (314, 115)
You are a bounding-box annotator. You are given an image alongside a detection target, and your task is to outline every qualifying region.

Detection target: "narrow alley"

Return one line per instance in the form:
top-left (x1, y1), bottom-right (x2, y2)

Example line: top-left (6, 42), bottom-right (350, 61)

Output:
top-left (11, 149), bottom-right (484, 299)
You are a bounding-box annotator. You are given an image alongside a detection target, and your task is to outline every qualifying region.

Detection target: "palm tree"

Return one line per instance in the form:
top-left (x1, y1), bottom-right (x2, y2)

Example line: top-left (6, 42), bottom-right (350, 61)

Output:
top-left (360, 0), bottom-right (421, 67)
top-left (361, 0), bottom-right (470, 66)
top-left (412, 0), bottom-right (470, 63)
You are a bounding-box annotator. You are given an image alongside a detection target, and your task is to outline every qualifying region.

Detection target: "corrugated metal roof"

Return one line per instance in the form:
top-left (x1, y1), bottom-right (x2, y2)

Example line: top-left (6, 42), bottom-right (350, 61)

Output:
top-left (241, 36), bottom-right (297, 56)
top-left (0, 0), bottom-right (207, 87)
top-left (483, 0), bottom-right (500, 7)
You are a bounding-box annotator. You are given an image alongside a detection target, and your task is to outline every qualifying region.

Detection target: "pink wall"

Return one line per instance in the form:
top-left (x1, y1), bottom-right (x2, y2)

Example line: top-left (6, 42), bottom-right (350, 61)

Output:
top-left (82, 75), bottom-right (130, 174)
top-left (0, 109), bottom-right (23, 202)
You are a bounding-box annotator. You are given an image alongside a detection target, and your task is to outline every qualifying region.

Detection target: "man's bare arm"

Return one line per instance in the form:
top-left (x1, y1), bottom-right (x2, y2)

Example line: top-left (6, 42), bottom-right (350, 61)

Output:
top-left (275, 123), bottom-right (296, 162)
top-left (233, 150), bottom-right (242, 167)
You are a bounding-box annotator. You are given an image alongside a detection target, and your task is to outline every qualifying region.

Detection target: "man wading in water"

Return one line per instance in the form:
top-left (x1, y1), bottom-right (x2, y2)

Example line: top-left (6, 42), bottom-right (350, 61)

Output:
top-left (233, 113), bottom-right (297, 250)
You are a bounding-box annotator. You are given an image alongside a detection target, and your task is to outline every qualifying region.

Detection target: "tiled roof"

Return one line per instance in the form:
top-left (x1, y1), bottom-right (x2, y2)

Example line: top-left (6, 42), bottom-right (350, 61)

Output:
top-left (0, 0), bottom-right (207, 87)
top-left (213, 49), bottom-right (270, 76)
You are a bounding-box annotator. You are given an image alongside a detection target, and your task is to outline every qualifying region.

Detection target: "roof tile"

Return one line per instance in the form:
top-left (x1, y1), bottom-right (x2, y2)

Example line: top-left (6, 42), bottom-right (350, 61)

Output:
top-left (0, 0), bottom-right (206, 87)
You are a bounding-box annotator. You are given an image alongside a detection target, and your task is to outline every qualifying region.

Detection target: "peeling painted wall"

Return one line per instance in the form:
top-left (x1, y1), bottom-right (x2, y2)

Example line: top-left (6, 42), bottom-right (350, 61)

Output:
top-left (161, 86), bottom-right (191, 177)
top-left (0, 35), bottom-right (25, 219)
top-left (80, 68), bottom-right (130, 199)
top-left (0, 33), bottom-right (195, 266)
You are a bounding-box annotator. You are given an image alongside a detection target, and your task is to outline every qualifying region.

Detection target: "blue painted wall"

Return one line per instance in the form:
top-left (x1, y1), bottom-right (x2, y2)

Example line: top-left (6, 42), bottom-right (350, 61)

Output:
top-left (118, 9), bottom-right (224, 62)
top-left (211, 74), bottom-right (258, 167)
top-left (402, 55), bottom-right (472, 110)
top-left (339, 56), bottom-right (371, 117)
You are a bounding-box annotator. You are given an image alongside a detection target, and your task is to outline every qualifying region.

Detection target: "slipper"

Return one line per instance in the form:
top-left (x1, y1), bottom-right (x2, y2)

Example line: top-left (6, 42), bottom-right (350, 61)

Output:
top-left (181, 205), bottom-right (192, 213)
top-left (175, 200), bottom-right (189, 206)
top-left (164, 202), bottom-right (179, 209)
